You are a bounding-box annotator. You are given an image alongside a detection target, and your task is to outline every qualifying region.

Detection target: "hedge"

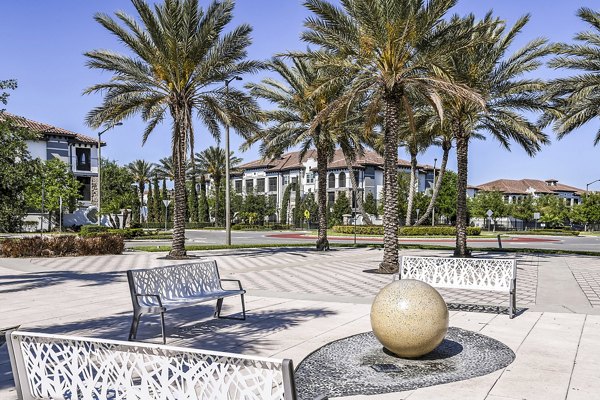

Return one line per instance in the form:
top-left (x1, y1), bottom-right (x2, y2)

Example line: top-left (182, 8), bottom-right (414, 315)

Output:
top-left (1, 234), bottom-right (124, 257)
top-left (231, 224), bottom-right (289, 231)
top-left (143, 222), bottom-right (215, 229)
top-left (505, 229), bottom-right (580, 236)
top-left (331, 225), bottom-right (481, 236)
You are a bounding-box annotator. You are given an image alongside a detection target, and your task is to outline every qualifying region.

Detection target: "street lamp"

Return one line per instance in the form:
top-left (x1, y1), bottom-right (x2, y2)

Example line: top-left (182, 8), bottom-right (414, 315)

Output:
top-left (586, 179), bottom-right (600, 193)
top-left (97, 122), bottom-right (123, 225)
top-left (224, 76), bottom-right (242, 246)
top-left (432, 158), bottom-right (437, 226)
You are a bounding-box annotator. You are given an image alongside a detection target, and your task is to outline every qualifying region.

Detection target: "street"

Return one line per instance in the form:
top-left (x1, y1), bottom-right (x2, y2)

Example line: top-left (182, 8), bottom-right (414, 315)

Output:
top-left (127, 229), bottom-right (600, 252)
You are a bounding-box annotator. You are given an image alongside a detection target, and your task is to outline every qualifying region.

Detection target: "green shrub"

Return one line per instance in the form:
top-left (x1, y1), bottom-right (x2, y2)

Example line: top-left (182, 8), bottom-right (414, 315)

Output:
top-left (79, 225), bottom-right (110, 236)
top-left (331, 225), bottom-right (481, 236)
top-left (0, 235), bottom-right (124, 257)
top-left (143, 222), bottom-right (215, 229)
top-left (509, 229), bottom-right (579, 236)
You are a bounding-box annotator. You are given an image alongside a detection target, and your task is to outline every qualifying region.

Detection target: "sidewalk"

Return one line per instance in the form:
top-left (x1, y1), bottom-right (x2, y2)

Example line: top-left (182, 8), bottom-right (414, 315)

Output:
top-left (1, 247), bottom-right (599, 399)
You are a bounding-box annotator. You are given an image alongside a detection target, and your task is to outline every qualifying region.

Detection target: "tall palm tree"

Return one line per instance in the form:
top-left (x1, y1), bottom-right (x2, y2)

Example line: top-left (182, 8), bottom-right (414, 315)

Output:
top-left (545, 8), bottom-right (600, 145)
top-left (127, 159), bottom-right (154, 221)
top-left (196, 146), bottom-right (241, 225)
top-left (302, 0), bottom-right (482, 272)
top-left (444, 14), bottom-right (551, 256)
top-left (84, 0), bottom-right (261, 257)
top-left (246, 56), bottom-right (340, 250)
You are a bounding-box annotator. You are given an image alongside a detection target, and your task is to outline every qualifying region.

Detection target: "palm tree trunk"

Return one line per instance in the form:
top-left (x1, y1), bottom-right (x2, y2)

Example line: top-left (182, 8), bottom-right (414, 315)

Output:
top-left (404, 152), bottom-right (418, 226)
top-left (138, 182), bottom-right (145, 223)
top-left (343, 153), bottom-right (372, 225)
top-left (454, 125), bottom-right (470, 257)
top-left (380, 90), bottom-right (401, 273)
top-left (414, 140), bottom-right (450, 226)
top-left (214, 181), bottom-right (220, 227)
top-left (316, 136), bottom-right (329, 251)
top-left (169, 106), bottom-right (188, 258)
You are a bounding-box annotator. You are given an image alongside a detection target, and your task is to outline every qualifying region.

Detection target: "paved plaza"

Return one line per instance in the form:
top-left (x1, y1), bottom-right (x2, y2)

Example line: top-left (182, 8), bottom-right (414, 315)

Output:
top-left (1, 247), bottom-right (600, 399)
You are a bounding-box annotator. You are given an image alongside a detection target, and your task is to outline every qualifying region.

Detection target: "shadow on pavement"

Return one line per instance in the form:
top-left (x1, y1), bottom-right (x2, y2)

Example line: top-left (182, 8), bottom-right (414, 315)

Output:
top-left (0, 271), bottom-right (124, 294)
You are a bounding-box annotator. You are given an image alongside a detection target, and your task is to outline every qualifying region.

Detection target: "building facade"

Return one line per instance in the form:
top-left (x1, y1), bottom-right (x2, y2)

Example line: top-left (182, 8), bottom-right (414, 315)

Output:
top-left (2, 113), bottom-right (102, 226)
top-left (234, 149), bottom-right (436, 223)
top-left (468, 178), bottom-right (585, 206)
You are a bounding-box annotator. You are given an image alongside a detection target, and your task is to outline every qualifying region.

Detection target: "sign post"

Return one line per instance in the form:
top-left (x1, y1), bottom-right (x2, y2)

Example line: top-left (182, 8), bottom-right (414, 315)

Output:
top-left (486, 209), bottom-right (494, 231)
top-left (163, 199), bottom-right (171, 231)
top-left (533, 212), bottom-right (540, 230)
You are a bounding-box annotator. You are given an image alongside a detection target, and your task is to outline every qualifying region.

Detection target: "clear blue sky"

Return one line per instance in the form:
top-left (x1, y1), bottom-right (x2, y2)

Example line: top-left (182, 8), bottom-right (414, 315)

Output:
top-left (1, 1), bottom-right (598, 190)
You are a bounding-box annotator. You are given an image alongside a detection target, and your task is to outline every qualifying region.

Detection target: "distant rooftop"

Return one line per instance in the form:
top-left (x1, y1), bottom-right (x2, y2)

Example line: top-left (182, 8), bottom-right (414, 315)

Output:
top-left (238, 149), bottom-right (426, 172)
top-left (475, 178), bottom-right (585, 195)
top-left (0, 112), bottom-right (99, 145)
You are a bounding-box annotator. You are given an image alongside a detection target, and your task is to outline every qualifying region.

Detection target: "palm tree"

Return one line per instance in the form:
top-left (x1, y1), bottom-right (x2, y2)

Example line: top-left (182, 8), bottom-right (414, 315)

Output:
top-left (84, 0), bottom-right (261, 257)
top-left (246, 56), bottom-right (340, 250)
top-left (196, 146), bottom-right (241, 226)
top-left (444, 14), bottom-right (551, 256)
top-left (154, 157), bottom-right (175, 183)
top-left (302, 0), bottom-right (482, 272)
top-left (127, 160), bottom-right (154, 221)
top-left (545, 8), bottom-right (600, 145)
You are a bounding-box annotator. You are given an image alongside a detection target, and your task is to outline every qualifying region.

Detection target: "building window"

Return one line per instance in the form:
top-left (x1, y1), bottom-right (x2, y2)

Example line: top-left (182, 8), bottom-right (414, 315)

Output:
top-left (77, 176), bottom-right (91, 201)
top-left (291, 176), bottom-right (298, 185)
top-left (245, 179), bottom-right (254, 193)
top-left (306, 172), bottom-right (314, 184)
top-left (283, 175), bottom-right (289, 185)
top-left (76, 148), bottom-right (91, 171)
top-left (235, 180), bottom-right (242, 193)
top-left (268, 177), bottom-right (277, 192)
top-left (328, 192), bottom-right (335, 206)
top-left (257, 178), bottom-right (265, 193)
top-left (338, 172), bottom-right (346, 188)
top-left (328, 173), bottom-right (335, 189)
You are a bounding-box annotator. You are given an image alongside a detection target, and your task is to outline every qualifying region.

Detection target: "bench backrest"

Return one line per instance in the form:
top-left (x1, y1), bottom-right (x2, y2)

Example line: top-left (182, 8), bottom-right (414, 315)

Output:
top-left (6, 330), bottom-right (297, 400)
top-left (128, 261), bottom-right (223, 304)
top-left (400, 256), bottom-right (516, 292)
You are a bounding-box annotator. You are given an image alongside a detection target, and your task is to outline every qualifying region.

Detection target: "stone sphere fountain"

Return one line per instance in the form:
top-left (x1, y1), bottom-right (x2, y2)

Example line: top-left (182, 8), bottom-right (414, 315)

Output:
top-left (370, 279), bottom-right (449, 358)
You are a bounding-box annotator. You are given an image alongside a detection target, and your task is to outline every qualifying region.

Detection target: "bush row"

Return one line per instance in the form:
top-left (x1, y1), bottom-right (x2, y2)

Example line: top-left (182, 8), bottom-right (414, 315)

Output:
top-left (507, 229), bottom-right (580, 236)
top-left (331, 225), bottom-right (482, 236)
top-left (0, 235), bottom-right (124, 257)
top-left (143, 222), bottom-right (215, 229)
top-left (231, 224), bottom-right (288, 231)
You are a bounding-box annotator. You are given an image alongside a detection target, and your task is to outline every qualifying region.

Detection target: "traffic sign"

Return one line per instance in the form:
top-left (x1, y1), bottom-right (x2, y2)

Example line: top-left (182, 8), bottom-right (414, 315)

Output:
top-left (304, 210), bottom-right (310, 219)
top-left (486, 209), bottom-right (493, 217)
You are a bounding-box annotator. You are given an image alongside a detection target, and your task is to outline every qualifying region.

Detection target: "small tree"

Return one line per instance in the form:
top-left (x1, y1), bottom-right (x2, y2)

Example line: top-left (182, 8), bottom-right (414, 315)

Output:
top-left (537, 195), bottom-right (569, 228)
top-left (99, 159), bottom-right (136, 228)
top-left (25, 158), bottom-right (81, 230)
top-left (363, 192), bottom-right (378, 217)
top-left (511, 195), bottom-right (536, 230)
top-left (293, 186), bottom-right (302, 228)
top-left (331, 192), bottom-right (351, 226)
top-left (0, 118), bottom-right (38, 232)
top-left (469, 191), bottom-right (507, 230)
top-left (436, 170), bottom-right (458, 224)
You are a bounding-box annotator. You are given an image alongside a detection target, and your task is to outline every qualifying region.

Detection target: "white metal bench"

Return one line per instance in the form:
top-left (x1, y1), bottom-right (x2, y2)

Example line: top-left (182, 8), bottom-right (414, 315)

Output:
top-left (6, 330), bottom-right (298, 400)
top-left (398, 255), bottom-right (517, 318)
top-left (127, 261), bottom-right (245, 343)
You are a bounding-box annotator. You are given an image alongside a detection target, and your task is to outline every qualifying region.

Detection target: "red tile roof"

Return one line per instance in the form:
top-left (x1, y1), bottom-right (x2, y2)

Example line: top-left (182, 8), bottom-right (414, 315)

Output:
top-left (238, 149), bottom-right (416, 172)
top-left (0, 112), bottom-right (99, 144)
top-left (475, 179), bottom-right (585, 196)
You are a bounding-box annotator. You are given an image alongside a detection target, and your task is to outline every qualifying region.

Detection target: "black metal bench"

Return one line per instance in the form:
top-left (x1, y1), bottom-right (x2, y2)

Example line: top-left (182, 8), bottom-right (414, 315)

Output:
top-left (127, 261), bottom-right (246, 343)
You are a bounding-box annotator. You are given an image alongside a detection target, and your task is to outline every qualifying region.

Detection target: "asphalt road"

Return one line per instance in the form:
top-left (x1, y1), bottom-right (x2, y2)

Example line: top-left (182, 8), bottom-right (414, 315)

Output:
top-left (127, 229), bottom-right (600, 252)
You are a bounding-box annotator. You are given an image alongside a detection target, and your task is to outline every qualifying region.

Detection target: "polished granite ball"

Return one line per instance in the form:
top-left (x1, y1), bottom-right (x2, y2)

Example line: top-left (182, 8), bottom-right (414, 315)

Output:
top-left (370, 279), bottom-right (449, 358)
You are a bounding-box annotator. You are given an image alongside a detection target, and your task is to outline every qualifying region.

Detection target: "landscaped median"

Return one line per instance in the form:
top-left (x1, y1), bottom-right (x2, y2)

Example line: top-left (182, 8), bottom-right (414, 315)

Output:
top-left (332, 225), bottom-right (482, 236)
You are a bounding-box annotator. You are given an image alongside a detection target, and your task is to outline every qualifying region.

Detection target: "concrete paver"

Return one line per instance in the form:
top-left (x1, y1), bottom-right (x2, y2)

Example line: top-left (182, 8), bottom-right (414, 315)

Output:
top-left (1, 247), bottom-right (600, 399)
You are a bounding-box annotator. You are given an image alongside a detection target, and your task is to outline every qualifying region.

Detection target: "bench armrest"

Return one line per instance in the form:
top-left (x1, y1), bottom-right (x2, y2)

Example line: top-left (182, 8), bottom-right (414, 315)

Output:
top-left (135, 293), bottom-right (163, 307)
top-left (220, 279), bottom-right (244, 291)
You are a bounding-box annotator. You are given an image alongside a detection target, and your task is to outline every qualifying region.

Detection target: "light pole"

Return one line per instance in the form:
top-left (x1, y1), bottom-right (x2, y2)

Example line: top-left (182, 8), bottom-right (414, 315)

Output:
top-left (432, 158), bottom-right (437, 226)
top-left (97, 122), bottom-right (123, 225)
top-left (586, 179), bottom-right (600, 193)
top-left (224, 76), bottom-right (242, 246)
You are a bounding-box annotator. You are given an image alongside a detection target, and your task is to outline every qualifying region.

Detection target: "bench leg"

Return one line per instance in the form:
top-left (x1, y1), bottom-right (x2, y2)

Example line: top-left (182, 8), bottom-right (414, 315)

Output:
top-left (160, 312), bottom-right (166, 344)
top-left (214, 296), bottom-right (246, 320)
top-left (128, 313), bottom-right (141, 341)
top-left (214, 298), bottom-right (224, 318)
